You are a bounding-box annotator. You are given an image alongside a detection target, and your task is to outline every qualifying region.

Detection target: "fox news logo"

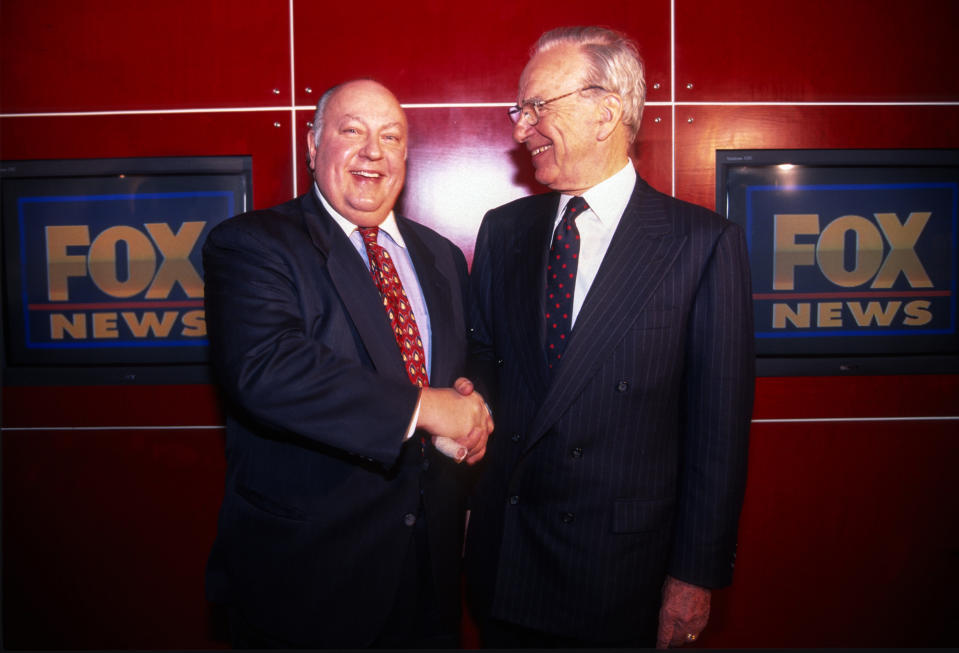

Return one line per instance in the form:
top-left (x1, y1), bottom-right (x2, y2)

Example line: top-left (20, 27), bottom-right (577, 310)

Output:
top-left (746, 183), bottom-right (956, 338)
top-left (18, 191), bottom-right (232, 349)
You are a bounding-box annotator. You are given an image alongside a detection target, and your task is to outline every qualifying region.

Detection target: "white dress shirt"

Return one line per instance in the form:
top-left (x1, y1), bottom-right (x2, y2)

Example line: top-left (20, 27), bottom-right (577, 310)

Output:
top-left (314, 184), bottom-right (431, 440)
top-left (314, 184), bottom-right (432, 376)
top-left (553, 161), bottom-right (636, 327)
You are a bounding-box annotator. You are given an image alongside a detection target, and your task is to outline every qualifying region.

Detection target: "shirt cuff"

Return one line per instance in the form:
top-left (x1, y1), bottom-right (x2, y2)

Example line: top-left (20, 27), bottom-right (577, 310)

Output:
top-left (405, 390), bottom-right (423, 441)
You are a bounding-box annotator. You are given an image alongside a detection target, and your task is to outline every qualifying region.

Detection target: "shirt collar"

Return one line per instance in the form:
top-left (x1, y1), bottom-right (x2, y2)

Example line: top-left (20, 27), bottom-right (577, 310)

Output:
top-left (314, 182), bottom-right (406, 248)
top-left (559, 161), bottom-right (636, 225)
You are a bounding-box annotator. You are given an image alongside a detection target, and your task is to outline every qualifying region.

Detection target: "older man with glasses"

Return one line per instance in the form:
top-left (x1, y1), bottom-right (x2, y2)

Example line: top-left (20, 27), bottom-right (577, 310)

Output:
top-left (465, 26), bottom-right (755, 648)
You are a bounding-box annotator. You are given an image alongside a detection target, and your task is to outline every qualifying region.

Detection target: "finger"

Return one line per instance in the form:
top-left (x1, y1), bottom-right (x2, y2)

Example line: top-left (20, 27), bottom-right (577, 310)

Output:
top-left (459, 428), bottom-right (482, 451)
top-left (465, 444), bottom-right (486, 465)
top-left (432, 435), bottom-right (468, 462)
top-left (453, 377), bottom-right (474, 396)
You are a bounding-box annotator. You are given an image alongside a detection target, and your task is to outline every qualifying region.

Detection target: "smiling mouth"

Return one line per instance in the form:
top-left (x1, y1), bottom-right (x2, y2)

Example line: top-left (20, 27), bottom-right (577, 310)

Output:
top-left (351, 170), bottom-right (384, 179)
top-left (531, 144), bottom-right (552, 157)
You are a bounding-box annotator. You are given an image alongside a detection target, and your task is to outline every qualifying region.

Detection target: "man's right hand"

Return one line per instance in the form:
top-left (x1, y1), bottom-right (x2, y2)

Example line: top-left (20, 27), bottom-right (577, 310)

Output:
top-left (418, 378), bottom-right (492, 464)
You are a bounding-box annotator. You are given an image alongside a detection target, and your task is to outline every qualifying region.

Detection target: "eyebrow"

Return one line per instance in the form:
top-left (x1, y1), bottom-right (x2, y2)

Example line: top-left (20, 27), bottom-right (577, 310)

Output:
top-left (340, 114), bottom-right (405, 130)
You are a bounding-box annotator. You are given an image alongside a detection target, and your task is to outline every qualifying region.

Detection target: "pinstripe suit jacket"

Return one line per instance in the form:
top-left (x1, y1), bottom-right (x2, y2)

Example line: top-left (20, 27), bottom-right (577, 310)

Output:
top-left (464, 176), bottom-right (755, 642)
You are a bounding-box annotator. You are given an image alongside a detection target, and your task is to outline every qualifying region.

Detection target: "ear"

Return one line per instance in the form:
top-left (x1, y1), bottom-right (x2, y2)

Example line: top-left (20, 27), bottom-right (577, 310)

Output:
top-left (596, 93), bottom-right (624, 142)
top-left (306, 130), bottom-right (318, 170)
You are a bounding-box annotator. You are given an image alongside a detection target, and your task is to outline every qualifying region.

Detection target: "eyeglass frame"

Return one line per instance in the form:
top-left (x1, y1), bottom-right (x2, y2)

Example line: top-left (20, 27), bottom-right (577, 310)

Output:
top-left (507, 85), bottom-right (607, 126)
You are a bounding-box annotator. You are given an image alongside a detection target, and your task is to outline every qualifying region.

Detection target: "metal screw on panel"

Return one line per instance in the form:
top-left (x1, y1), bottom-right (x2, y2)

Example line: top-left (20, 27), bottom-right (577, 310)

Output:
top-left (652, 83), bottom-right (661, 90)
top-left (305, 87), bottom-right (313, 94)
top-left (274, 121), bottom-right (282, 128)
top-left (306, 122), bottom-right (313, 128)
top-left (686, 82), bottom-right (694, 90)
top-left (273, 88), bottom-right (281, 95)
top-left (654, 117), bottom-right (662, 123)
top-left (687, 117), bottom-right (694, 123)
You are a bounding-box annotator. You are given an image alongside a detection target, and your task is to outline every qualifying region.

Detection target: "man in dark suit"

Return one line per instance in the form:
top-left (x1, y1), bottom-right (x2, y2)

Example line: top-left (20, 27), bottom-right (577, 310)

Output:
top-left (465, 26), bottom-right (754, 648)
top-left (203, 79), bottom-right (493, 649)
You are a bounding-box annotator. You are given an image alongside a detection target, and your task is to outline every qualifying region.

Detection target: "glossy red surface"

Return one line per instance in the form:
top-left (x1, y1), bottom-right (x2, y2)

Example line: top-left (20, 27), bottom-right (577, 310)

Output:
top-left (292, 0), bottom-right (672, 105)
top-left (673, 105), bottom-right (959, 208)
top-left (2, 428), bottom-right (228, 649)
top-left (676, 0), bottom-right (959, 102)
top-left (0, 112), bottom-right (294, 209)
top-left (0, 0), bottom-right (291, 113)
top-left (709, 420), bottom-right (959, 647)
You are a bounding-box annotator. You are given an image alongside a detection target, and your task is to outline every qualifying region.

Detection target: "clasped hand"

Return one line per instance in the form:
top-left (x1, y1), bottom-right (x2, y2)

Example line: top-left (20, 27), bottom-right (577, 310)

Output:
top-left (418, 377), bottom-right (492, 464)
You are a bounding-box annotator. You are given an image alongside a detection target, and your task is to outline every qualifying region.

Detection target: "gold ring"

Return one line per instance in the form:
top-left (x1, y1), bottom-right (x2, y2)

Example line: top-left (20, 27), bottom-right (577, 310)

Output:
top-left (686, 633), bottom-right (697, 642)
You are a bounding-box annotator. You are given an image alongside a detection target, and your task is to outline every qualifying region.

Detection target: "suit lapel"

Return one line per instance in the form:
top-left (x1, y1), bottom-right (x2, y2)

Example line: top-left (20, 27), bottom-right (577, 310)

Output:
top-left (299, 194), bottom-right (410, 384)
top-left (505, 194), bottom-right (559, 401)
top-left (526, 179), bottom-right (688, 445)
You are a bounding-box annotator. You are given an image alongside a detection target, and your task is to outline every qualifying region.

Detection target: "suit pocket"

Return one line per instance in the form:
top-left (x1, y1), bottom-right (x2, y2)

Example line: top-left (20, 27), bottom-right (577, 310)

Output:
top-left (236, 483), bottom-right (309, 522)
top-left (629, 307), bottom-right (681, 331)
top-left (612, 497), bottom-right (675, 533)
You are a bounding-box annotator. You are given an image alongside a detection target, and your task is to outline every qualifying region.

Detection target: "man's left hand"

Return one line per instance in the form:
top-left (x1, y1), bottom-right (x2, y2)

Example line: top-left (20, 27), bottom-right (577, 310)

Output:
top-left (656, 576), bottom-right (710, 649)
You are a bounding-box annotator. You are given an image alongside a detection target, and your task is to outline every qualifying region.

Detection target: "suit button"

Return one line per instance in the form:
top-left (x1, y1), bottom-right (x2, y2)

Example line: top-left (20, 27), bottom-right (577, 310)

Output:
top-left (422, 458), bottom-right (431, 471)
top-left (496, 358), bottom-right (505, 367)
top-left (404, 513), bottom-right (417, 526)
top-left (508, 495), bottom-right (520, 505)
top-left (570, 447), bottom-right (583, 458)
top-left (616, 380), bottom-right (630, 392)
top-left (511, 432), bottom-right (521, 443)
top-left (561, 512), bottom-right (575, 523)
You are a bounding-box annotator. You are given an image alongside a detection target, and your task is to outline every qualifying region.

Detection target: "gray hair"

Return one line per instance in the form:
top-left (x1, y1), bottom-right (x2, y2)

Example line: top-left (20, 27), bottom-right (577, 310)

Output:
top-left (311, 83), bottom-right (343, 147)
top-left (530, 26), bottom-right (646, 142)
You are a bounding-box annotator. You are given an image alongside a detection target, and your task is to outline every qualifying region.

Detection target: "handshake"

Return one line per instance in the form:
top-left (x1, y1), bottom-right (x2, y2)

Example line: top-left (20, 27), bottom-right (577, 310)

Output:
top-left (418, 377), bottom-right (493, 465)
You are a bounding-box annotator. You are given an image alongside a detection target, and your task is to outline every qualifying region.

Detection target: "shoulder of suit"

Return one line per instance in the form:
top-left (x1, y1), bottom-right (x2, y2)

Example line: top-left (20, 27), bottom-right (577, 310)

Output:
top-left (205, 196), bottom-right (308, 254)
top-left (214, 196), bottom-right (301, 232)
top-left (397, 214), bottom-right (458, 249)
top-left (634, 177), bottom-right (734, 236)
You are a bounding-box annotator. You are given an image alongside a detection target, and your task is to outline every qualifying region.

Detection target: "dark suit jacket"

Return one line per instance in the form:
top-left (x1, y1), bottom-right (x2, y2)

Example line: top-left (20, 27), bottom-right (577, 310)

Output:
top-left (465, 176), bottom-right (755, 642)
top-left (203, 192), bottom-right (470, 648)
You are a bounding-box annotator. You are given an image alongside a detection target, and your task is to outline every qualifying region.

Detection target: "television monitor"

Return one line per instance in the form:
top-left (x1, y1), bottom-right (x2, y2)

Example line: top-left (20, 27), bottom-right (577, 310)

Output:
top-left (1, 156), bottom-right (252, 385)
top-left (715, 148), bottom-right (958, 376)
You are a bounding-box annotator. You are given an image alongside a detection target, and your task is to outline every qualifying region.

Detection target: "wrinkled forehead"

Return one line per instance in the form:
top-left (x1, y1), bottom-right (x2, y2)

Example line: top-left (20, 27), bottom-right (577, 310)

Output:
top-left (518, 44), bottom-right (587, 102)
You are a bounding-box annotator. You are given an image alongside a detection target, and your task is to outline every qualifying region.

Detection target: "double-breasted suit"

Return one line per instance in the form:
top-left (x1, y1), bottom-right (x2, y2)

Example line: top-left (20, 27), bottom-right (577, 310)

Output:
top-left (465, 176), bottom-right (755, 643)
top-left (203, 192), bottom-right (470, 647)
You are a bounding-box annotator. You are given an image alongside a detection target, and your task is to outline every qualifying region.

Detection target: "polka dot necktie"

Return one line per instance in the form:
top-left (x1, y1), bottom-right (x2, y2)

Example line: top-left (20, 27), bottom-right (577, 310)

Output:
top-left (359, 226), bottom-right (429, 388)
top-left (545, 196), bottom-right (588, 374)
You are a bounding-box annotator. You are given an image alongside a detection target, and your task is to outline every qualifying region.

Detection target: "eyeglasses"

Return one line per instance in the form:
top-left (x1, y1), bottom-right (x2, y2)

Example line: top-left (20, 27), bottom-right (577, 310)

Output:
top-left (507, 86), bottom-right (606, 126)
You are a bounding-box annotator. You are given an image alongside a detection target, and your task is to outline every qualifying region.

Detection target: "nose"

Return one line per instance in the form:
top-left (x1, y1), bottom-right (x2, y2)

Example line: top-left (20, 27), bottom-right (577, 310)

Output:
top-left (513, 116), bottom-right (535, 144)
top-left (360, 135), bottom-right (383, 160)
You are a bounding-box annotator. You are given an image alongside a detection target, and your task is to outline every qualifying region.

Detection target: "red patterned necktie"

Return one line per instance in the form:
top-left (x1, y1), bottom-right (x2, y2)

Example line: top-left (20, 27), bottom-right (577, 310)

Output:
top-left (359, 226), bottom-right (429, 388)
top-left (545, 196), bottom-right (588, 374)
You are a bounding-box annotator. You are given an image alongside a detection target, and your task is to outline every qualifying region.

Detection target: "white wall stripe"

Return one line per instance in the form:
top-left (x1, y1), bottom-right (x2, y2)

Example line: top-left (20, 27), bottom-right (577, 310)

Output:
top-left (670, 0), bottom-right (677, 196)
top-left (288, 0), bottom-right (298, 197)
top-left (4, 100), bottom-right (958, 120)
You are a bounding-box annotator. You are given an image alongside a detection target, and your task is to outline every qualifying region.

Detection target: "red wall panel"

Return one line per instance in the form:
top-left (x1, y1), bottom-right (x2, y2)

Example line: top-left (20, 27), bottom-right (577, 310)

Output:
top-left (676, 0), bottom-right (959, 102)
top-left (292, 0), bottom-right (672, 104)
top-left (0, 0), bottom-right (291, 113)
top-left (711, 419), bottom-right (958, 647)
top-left (2, 428), bottom-right (228, 650)
top-left (674, 105), bottom-right (959, 208)
top-left (0, 112), bottom-right (294, 209)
